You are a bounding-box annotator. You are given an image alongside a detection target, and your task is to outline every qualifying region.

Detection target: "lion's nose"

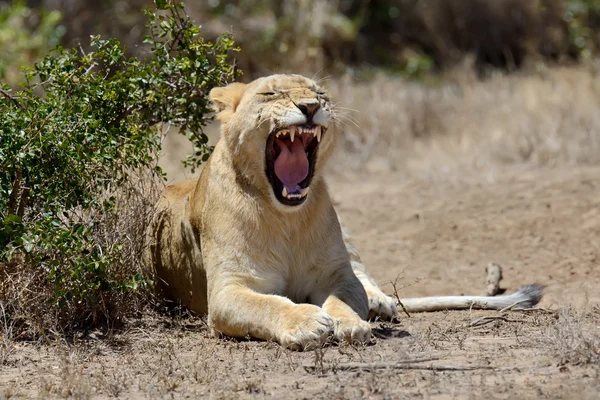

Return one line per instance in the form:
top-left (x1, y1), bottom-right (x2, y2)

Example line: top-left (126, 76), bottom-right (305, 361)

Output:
top-left (297, 103), bottom-right (320, 121)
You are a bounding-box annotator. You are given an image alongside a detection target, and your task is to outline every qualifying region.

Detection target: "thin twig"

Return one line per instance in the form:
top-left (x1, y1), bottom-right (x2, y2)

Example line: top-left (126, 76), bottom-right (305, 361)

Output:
top-left (470, 304), bottom-right (555, 328)
top-left (232, 57), bottom-right (239, 81)
top-left (387, 272), bottom-right (418, 318)
top-left (499, 299), bottom-right (530, 312)
top-left (0, 88), bottom-right (24, 109)
top-left (397, 299), bottom-right (411, 318)
top-left (513, 307), bottom-right (556, 313)
top-left (16, 187), bottom-right (30, 218)
top-left (307, 361), bottom-right (494, 372)
top-left (470, 315), bottom-right (526, 327)
top-left (7, 171), bottom-right (22, 215)
top-left (84, 62), bottom-right (98, 76)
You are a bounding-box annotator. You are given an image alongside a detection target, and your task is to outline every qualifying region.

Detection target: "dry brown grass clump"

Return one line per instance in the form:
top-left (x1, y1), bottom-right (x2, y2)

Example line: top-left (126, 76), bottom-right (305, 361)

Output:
top-left (0, 172), bottom-right (162, 341)
top-left (548, 307), bottom-right (600, 366)
top-left (160, 65), bottom-right (600, 181)
top-left (328, 64), bottom-right (600, 175)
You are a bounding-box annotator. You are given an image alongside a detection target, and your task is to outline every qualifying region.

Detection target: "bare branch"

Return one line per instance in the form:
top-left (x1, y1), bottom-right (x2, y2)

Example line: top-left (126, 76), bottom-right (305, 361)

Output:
top-left (7, 171), bottom-right (22, 215)
top-left (0, 88), bottom-right (24, 110)
top-left (305, 358), bottom-right (494, 373)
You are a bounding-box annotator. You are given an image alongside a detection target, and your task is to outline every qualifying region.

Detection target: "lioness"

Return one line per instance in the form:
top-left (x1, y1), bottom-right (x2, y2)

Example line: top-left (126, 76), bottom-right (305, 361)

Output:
top-left (144, 74), bottom-right (542, 350)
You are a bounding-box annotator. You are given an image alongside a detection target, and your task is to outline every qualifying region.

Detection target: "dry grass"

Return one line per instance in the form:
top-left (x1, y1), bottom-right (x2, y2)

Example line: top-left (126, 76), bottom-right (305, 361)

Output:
top-left (0, 170), bottom-right (163, 340)
top-left (0, 302), bottom-right (15, 366)
top-left (161, 63), bottom-right (600, 180)
top-left (2, 310), bottom-right (599, 398)
top-left (548, 307), bottom-right (600, 366)
top-left (328, 63), bottom-right (600, 176)
top-left (2, 2), bottom-right (600, 398)
top-left (3, 64), bottom-right (600, 398)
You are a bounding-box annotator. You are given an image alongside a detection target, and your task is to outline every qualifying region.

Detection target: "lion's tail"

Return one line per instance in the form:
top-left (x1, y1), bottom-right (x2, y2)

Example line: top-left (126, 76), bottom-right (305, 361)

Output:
top-left (399, 284), bottom-right (544, 313)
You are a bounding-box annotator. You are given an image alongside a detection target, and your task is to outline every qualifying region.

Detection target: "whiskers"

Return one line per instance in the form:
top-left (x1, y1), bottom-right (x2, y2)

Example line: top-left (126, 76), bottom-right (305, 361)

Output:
top-left (311, 69), bottom-right (332, 85)
top-left (330, 102), bottom-right (360, 129)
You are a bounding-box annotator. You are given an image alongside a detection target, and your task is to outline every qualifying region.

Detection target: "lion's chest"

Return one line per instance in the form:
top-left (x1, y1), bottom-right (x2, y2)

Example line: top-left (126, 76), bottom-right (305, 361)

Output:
top-left (252, 234), bottom-right (336, 305)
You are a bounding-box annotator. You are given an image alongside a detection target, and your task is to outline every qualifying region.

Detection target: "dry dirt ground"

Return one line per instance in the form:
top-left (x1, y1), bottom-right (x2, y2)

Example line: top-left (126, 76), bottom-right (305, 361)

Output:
top-left (2, 68), bottom-right (600, 398)
top-left (2, 165), bottom-right (599, 399)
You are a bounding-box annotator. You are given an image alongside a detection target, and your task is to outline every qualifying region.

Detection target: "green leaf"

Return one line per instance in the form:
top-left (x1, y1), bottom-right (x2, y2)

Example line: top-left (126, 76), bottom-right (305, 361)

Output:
top-left (0, 0), bottom-right (239, 324)
top-left (4, 214), bottom-right (22, 224)
top-left (155, 0), bottom-right (169, 10)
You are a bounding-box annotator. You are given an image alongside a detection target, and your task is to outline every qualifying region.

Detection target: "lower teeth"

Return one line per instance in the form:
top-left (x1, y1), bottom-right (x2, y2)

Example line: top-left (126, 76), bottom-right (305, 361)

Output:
top-left (281, 186), bottom-right (310, 200)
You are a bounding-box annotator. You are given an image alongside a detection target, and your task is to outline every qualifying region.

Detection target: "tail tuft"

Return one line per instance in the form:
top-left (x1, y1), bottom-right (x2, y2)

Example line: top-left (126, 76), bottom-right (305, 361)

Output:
top-left (511, 283), bottom-right (544, 309)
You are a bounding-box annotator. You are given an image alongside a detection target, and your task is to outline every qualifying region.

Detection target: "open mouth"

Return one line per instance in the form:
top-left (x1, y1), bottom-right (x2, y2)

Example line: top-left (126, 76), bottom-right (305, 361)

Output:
top-left (265, 124), bottom-right (324, 206)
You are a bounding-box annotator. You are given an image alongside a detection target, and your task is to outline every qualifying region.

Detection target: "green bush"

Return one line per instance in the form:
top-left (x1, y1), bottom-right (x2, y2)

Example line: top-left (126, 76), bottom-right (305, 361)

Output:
top-left (0, 0), bottom-right (238, 333)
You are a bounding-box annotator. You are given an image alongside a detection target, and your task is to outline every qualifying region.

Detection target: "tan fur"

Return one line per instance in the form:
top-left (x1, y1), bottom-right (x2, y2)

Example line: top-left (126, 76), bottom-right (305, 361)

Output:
top-left (143, 74), bottom-right (398, 349)
top-left (143, 74), bottom-right (544, 350)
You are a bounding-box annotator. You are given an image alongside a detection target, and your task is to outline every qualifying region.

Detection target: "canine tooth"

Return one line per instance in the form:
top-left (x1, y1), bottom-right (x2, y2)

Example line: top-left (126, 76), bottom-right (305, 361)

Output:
top-left (290, 128), bottom-right (295, 142)
top-left (316, 126), bottom-right (322, 142)
top-left (300, 187), bottom-right (310, 197)
top-left (282, 187), bottom-right (288, 198)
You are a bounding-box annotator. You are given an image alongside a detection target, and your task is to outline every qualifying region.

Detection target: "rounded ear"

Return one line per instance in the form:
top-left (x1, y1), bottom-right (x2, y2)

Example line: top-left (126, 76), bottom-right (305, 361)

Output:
top-left (209, 82), bottom-right (247, 121)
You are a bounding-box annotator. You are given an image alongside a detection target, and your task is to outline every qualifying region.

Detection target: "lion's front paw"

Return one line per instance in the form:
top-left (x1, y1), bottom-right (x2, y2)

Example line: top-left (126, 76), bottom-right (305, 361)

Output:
top-left (366, 288), bottom-right (398, 321)
top-left (333, 317), bottom-right (372, 345)
top-left (279, 304), bottom-right (334, 350)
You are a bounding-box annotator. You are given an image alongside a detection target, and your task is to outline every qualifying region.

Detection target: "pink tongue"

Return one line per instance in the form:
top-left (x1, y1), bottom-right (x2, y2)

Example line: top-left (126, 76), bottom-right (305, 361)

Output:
top-left (274, 138), bottom-right (309, 191)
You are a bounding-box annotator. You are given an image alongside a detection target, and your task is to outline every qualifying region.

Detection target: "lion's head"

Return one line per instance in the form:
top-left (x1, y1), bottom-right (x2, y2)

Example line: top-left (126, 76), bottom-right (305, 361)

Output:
top-left (209, 74), bottom-right (336, 210)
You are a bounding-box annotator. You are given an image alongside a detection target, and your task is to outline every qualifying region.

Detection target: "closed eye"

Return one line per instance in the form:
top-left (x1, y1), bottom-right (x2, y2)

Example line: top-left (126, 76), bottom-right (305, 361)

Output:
top-left (259, 92), bottom-right (277, 96)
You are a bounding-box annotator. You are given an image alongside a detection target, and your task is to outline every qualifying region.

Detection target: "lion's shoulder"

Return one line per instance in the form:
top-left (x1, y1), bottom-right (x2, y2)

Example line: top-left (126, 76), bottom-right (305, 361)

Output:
top-left (161, 179), bottom-right (197, 203)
